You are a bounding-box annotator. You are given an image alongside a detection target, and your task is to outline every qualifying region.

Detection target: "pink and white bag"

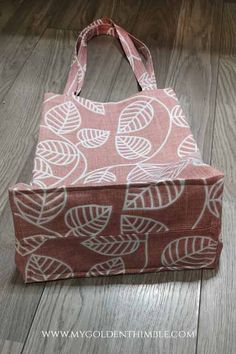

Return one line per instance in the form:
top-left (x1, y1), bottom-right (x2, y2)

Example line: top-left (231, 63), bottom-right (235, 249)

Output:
top-left (9, 18), bottom-right (224, 283)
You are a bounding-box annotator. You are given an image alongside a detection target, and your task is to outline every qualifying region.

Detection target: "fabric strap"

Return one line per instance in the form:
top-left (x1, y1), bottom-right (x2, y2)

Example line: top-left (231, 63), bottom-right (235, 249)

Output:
top-left (64, 17), bottom-right (157, 96)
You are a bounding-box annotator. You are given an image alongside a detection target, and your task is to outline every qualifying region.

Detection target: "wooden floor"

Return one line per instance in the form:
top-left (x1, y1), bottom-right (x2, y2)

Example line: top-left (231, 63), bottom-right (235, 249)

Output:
top-left (0, 1), bottom-right (235, 353)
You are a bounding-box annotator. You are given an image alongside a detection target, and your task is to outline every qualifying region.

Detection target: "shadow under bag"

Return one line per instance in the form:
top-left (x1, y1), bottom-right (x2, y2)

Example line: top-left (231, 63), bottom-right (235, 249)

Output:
top-left (9, 18), bottom-right (224, 283)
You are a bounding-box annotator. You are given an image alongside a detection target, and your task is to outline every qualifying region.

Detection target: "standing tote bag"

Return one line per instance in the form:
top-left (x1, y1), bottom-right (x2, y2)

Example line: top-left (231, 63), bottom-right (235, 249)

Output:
top-left (9, 18), bottom-right (224, 283)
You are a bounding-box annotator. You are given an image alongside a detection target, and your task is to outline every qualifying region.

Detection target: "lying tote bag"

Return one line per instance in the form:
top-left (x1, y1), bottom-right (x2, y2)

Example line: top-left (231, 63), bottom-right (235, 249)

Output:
top-left (9, 18), bottom-right (224, 283)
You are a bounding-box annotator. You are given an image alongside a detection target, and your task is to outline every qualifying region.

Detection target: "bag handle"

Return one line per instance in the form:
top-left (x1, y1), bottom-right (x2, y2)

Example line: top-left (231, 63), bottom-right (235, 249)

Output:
top-left (64, 18), bottom-right (157, 96)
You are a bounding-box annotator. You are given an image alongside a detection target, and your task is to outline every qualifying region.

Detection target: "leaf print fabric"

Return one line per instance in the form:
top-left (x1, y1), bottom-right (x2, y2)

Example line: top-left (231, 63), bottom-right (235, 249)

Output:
top-left (82, 234), bottom-right (141, 256)
top-left (45, 101), bottom-right (81, 134)
top-left (77, 129), bottom-right (110, 148)
top-left (117, 100), bottom-right (154, 133)
top-left (73, 97), bottom-right (105, 115)
top-left (87, 257), bottom-right (125, 277)
top-left (25, 255), bottom-right (74, 282)
top-left (115, 135), bottom-right (152, 160)
top-left (123, 181), bottom-right (185, 210)
top-left (9, 17), bottom-right (224, 283)
top-left (161, 236), bottom-right (218, 268)
top-left (36, 140), bottom-right (79, 165)
top-left (65, 205), bottom-right (112, 237)
top-left (121, 215), bottom-right (168, 233)
top-left (13, 187), bottom-right (67, 225)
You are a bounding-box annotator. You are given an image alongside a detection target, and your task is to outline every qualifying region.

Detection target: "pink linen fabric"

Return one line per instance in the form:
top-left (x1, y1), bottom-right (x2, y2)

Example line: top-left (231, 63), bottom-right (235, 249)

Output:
top-left (9, 18), bottom-right (224, 283)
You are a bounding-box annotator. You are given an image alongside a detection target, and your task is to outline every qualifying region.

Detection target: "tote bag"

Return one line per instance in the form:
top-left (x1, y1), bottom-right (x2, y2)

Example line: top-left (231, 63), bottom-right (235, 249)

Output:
top-left (9, 18), bottom-right (224, 283)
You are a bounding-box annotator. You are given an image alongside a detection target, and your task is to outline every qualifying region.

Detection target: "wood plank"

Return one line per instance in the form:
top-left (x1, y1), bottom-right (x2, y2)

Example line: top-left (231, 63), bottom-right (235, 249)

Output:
top-left (166, 0), bottom-right (223, 163)
top-left (22, 272), bottom-right (199, 354)
top-left (50, 0), bottom-right (143, 30)
top-left (0, 0), bottom-right (24, 31)
top-left (197, 3), bottom-right (236, 353)
top-left (0, 28), bottom-right (76, 346)
top-left (210, 3), bottom-right (236, 200)
top-left (49, 0), bottom-right (99, 30)
top-left (78, 35), bottom-right (131, 102)
top-left (0, 339), bottom-right (23, 354)
top-left (131, 0), bottom-right (184, 87)
top-left (0, 0), bottom-right (56, 101)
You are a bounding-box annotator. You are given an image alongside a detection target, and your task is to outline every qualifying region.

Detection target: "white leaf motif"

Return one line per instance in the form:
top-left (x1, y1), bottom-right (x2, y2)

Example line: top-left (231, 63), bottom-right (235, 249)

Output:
top-left (171, 105), bottom-right (188, 127)
top-left (164, 88), bottom-right (178, 101)
top-left (16, 235), bottom-right (55, 256)
top-left (127, 160), bottom-right (189, 182)
top-left (87, 257), bottom-right (125, 277)
top-left (36, 140), bottom-right (79, 165)
top-left (116, 136), bottom-right (151, 160)
top-left (74, 97), bottom-right (105, 115)
top-left (161, 236), bottom-right (218, 268)
top-left (45, 101), bottom-right (81, 134)
top-left (82, 234), bottom-right (141, 256)
top-left (75, 61), bottom-right (86, 82)
top-left (84, 169), bottom-right (116, 184)
top-left (178, 135), bottom-right (198, 158)
top-left (138, 73), bottom-right (156, 90)
top-left (117, 100), bottom-right (154, 133)
top-left (77, 129), bottom-right (110, 148)
top-left (25, 255), bottom-right (73, 282)
top-left (207, 178), bottom-right (224, 218)
top-left (121, 215), bottom-right (168, 234)
top-left (33, 157), bottom-right (53, 180)
top-left (13, 187), bottom-right (67, 225)
top-left (65, 204), bottom-right (112, 237)
top-left (124, 181), bottom-right (184, 210)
